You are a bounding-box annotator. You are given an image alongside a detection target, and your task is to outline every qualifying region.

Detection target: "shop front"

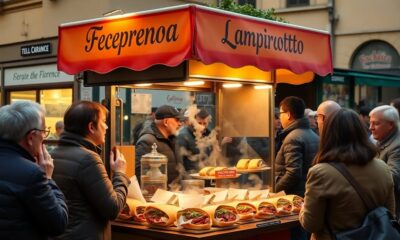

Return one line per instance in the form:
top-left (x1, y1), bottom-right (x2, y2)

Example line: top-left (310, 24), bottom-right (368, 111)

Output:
top-left (57, 4), bottom-right (332, 239)
top-left (0, 39), bottom-right (77, 138)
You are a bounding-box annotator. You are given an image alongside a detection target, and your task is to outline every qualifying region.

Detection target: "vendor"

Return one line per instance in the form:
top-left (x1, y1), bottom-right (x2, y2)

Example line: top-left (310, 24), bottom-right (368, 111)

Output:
top-left (175, 108), bottom-right (212, 175)
top-left (135, 105), bottom-right (183, 185)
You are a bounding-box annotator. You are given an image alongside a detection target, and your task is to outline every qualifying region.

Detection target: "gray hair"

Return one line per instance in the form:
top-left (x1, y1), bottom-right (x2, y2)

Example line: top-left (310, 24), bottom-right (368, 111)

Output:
top-left (0, 101), bottom-right (46, 142)
top-left (370, 105), bottom-right (399, 128)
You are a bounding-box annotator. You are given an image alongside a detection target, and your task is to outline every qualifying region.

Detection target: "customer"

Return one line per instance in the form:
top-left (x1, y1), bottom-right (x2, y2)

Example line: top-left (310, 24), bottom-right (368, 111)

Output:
top-left (300, 108), bottom-right (395, 240)
top-left (369, 105), bottom-right (400, 217)
top-left (275, 96), bottom-right (319, 196)
top-left (0, 101), bottom-right (68, 240)
top-left (276, 97), bottom-right (319, 240)
top-left (315, 100), bottom-right (341, 135)
top-left (135, 105), bottom-right (182, 185)
top-left (51, 101), bottom-right (129, 240)
top-left (47, 120), bottom-right (64, 140)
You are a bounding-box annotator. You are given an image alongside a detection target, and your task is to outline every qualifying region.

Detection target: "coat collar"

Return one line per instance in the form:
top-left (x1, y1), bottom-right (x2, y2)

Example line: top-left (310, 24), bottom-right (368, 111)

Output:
top-left (59, 131), bottom-right (102, 155)
top-left (0, 138), bottom-right (36, 162)
top-left (377, 129), bottom-right (400, 150)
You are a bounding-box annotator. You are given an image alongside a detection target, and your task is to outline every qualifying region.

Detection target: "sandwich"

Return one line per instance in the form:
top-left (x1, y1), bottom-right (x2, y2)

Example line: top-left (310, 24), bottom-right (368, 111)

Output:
top-left (117, 198), bottom-right (147, 222)
top-left (248, 159), bottom-right (263, 169)
top-left (176, 208), bottom-right (212, 230)
top-left (281, 195), bottom-right (304, 213)
top-left (144, 204), bottom-right (180, 227)
top-left (270, 197), bottom-right (293, 216)
top-left (199, 166), bottom-right (214, 176)
top-left (236, 159), bottom-right (250, 170)
top-left (253, 200), bottom-right (277, 219)
top-left (230, 201), bottom-right (257, 220)
top-left (203, 205), bottom-right (240, 227)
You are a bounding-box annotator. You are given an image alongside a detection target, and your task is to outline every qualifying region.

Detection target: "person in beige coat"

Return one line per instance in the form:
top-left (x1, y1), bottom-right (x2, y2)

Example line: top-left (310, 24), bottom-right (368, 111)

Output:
top-left (300, 108), bottom-right (395, 240)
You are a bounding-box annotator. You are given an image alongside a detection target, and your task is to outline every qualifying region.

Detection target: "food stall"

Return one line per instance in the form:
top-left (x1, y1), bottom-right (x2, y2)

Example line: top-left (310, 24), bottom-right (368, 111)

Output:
top-left (57, 4), bottom-right (332, 240)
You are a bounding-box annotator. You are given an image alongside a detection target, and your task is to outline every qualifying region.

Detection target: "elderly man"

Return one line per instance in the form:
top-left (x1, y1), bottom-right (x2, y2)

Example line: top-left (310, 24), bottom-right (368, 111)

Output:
top-left (0, 101), bottom-right (68, 240)
top-left (135, 105), bottom-right (183, 185)
top-left (315, 100), bottom-right (341, 135)
top-left (370, 105), bottom-right (400, 218)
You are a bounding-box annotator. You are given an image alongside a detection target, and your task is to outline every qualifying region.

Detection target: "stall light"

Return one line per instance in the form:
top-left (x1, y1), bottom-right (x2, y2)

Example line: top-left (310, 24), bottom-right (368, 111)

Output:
top-left (222, 83), bottom-right (242, 88)
top-left (254, 85), bottom-right (272, 90)
top-left (123, 115), bottom-right (129, 121)
top-left (134, 83), bottom-right (152, 87)
top-left (183, 81), bottom-right (205, 86)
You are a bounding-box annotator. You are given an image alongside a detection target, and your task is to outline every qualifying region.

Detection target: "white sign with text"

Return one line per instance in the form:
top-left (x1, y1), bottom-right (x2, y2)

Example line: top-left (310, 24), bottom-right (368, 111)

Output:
top-left (4, 64), bottom-right (74, 86)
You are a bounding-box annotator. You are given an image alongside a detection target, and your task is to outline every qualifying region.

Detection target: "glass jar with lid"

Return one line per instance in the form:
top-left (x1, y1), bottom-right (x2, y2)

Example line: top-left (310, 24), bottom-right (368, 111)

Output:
top-left (140, 143), bottom-right (167, 200)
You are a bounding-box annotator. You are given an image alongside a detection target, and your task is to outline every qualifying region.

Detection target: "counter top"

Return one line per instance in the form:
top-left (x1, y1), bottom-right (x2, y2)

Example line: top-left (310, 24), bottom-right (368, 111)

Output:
top-left (112, 215), bottom-right (299, 240)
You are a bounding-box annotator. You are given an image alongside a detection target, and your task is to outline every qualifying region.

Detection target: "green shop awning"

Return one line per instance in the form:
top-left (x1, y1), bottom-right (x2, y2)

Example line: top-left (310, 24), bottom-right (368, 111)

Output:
top-left (332, 69), bottom-right (400, 87)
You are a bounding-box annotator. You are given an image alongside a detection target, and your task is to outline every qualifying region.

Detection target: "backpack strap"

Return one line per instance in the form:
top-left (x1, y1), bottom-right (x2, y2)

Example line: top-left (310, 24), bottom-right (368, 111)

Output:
top-left (328, 162), bottom-right (375, 211)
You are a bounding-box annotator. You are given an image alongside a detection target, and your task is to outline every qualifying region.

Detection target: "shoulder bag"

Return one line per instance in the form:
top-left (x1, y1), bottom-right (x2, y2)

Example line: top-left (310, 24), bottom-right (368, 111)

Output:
top-left (326, 162), bottom-right (400, 240)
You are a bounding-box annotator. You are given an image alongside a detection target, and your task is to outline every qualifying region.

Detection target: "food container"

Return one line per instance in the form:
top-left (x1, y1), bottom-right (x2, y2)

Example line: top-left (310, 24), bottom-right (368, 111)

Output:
top-left (140, 143), bottom-right (167, 201)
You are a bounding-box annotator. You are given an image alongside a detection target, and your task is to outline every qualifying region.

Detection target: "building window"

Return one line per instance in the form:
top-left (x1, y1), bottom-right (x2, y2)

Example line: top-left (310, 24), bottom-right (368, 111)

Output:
top-left (287, 0), bottom-right (309, 8)
top-left (238, 0), bottom-right (256, 7)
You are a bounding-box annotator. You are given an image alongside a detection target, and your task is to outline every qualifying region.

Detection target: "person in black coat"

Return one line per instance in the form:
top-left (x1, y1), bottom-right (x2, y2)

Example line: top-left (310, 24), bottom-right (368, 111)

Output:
top-left (175, 109), bottom-right (212, 174)
top-left (135, 105), bottom-right (183, 185)
top-left (51, 101), bottom-right (129, 240)
top-left (0, 101), bottom-right (68, 240)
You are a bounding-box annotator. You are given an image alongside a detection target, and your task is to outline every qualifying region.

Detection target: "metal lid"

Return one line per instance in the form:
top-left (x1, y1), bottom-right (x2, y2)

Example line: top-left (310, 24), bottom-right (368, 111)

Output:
top-left (141, 143), bottom-right (167, 161)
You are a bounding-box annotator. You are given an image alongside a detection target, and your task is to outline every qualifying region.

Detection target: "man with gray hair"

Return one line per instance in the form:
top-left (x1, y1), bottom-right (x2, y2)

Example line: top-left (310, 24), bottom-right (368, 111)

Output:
top-left (315, 100), bottom-right (341, 135)
top-left (370, 105), bottom-right (400, 218)
top-left (0, 101), bottom-right (68, 239)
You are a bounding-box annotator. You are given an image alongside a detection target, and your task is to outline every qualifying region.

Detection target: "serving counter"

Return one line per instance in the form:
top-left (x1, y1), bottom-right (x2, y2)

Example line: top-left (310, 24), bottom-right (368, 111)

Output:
top-left (111, 215), bottom-right (299, 240)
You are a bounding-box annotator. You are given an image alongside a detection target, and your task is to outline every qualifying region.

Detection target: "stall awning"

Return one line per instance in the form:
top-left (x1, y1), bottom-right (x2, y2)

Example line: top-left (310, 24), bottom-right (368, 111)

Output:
top-left (58, 4), bottom-right (332, 82)
top-left (334, 69), bottom-right (400, 87)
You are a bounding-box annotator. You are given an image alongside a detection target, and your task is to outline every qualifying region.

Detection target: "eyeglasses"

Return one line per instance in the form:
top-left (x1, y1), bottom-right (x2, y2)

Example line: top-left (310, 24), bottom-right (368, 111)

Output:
top-left (27, 128), bottom-right (51, 138)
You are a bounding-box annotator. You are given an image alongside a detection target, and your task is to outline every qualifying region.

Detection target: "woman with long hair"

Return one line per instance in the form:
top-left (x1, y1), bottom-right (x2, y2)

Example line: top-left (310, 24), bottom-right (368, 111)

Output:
top-left (300, 108), bottom-right (395, 240)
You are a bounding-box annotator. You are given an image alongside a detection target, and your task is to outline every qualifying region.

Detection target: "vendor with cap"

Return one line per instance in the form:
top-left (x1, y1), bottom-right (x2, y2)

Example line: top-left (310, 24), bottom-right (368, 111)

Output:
top-left (135, 105), bottom-right (183, 185)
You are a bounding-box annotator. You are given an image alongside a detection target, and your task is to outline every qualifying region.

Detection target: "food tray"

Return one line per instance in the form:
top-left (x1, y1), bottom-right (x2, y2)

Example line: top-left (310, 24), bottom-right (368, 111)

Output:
top-left (147, 223), bottom-right (239, 233)
top-left (190, 173), bottom-right (241, 180)
top-left (236, 166), bottom-right (271, 173)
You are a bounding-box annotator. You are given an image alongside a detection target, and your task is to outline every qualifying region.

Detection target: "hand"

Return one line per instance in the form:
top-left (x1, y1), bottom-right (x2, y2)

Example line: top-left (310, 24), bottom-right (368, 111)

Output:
top-left (110, 148), bottom-right (127, 174)
top-left (221, 137), bottom-right (233, 145)
top-left (37, 144), bottom-right (54, 179)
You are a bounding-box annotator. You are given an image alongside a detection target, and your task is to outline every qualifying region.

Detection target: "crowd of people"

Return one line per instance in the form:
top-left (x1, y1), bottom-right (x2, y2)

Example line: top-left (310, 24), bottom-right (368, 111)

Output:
top-left (1, 96), bottom-right (399, 240)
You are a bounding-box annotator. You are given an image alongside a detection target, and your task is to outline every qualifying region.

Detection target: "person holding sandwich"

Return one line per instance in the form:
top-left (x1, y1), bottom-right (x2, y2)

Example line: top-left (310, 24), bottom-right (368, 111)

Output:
top-left (51, 101), bottom-right (129, 240)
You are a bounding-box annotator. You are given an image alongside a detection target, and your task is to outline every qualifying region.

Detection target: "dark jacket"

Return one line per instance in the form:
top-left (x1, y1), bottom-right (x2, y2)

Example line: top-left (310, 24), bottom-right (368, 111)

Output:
top-left (0, 139), bottom-right (68, 240)
top-left (376, 129), bottom-right (400, 218)
top-left (275, 117), bottom-right (319, 196)
top-left (175, 125), bottom-right (211, 173)
top-left (51, 131), bottom-right (129, 240)
top-left (135, 121), bottom-right (180, 185)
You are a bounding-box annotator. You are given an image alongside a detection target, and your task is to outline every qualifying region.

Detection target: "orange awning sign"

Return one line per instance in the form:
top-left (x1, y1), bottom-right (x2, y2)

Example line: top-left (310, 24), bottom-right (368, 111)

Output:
top-left (58, 5), bottom-right (332, 77)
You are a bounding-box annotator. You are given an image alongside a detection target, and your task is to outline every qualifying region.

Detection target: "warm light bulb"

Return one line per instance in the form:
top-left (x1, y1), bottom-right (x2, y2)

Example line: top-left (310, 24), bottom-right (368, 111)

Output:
top-left (222, 83), bottom-right (242, 88)
top-left (134, 83), bottom-right (152, 87)
top-left (183, 81), bottom-right (205, 86)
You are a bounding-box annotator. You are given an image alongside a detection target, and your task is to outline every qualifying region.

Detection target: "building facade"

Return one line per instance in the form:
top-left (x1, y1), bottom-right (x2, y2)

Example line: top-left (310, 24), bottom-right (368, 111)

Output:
top-left (256, 0), bottom-right (400, 108)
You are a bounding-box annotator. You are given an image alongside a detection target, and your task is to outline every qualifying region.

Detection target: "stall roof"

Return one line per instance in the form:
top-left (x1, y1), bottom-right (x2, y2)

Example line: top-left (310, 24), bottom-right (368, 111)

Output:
top-left (58, 4), bottom-right (333, 82)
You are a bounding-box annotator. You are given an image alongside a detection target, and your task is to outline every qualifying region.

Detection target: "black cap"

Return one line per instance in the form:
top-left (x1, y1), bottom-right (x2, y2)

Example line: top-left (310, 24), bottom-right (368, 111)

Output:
top-left (155, 105), bottom-right (183, 120)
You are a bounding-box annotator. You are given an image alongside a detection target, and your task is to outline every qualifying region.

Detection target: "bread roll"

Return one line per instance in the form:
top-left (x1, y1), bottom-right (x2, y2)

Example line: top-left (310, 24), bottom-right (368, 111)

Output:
top-left (209, 167), bottom-right (227, 176)
top-left (281, 195), bottom-right (303, 213)
top-left (248, 159), bottom-right (263, 169)
top-left (199, 166), bottom-right (214, 176)
top-left (236, 159), bottom-right (250, 169)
